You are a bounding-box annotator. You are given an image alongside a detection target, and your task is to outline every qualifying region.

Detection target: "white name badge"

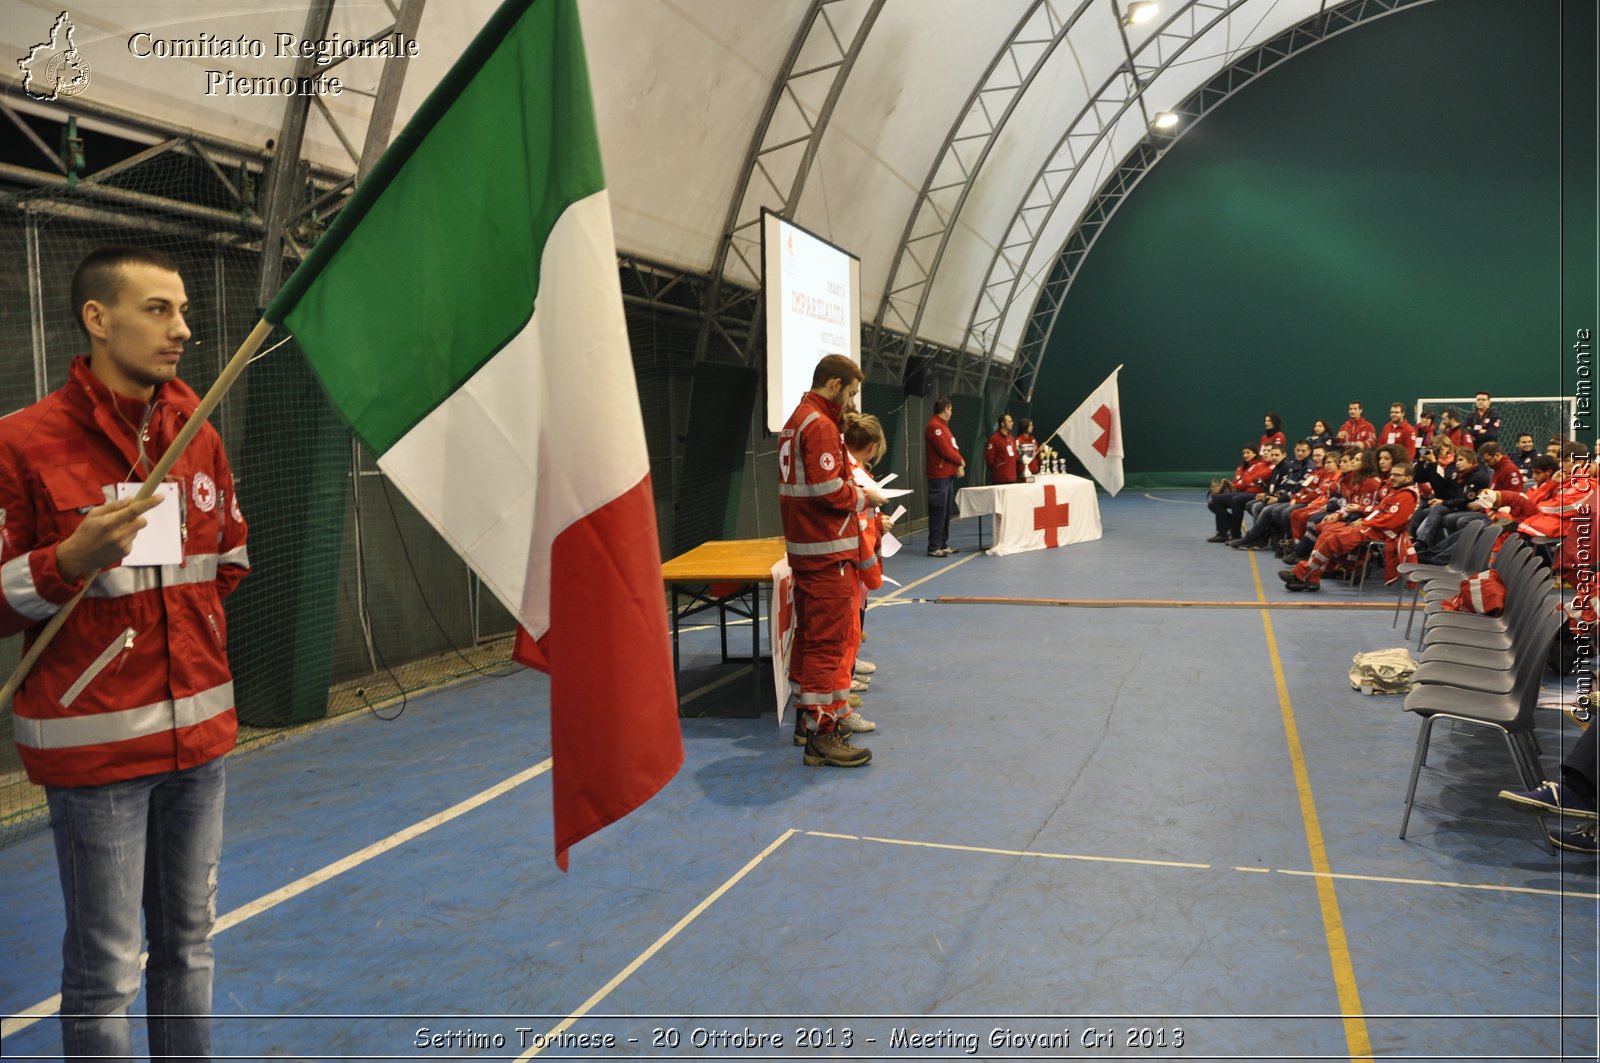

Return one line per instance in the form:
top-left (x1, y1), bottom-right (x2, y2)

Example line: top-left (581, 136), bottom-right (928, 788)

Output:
top-left (115, 481), bottom-right (182, 567)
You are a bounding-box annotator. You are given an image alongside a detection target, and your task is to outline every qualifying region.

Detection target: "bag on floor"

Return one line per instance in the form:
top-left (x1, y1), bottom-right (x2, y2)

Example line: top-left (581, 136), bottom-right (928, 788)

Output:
top-left (1438, 568), bottom-right (1506, 615)
top-left (1349, 647), bottom-right (1419, 694)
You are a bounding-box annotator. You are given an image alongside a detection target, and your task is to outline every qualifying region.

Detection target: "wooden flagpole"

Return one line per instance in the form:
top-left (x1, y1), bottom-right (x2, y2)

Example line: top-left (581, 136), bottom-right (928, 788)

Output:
top-left (0, 317), bottom-right (277, 707)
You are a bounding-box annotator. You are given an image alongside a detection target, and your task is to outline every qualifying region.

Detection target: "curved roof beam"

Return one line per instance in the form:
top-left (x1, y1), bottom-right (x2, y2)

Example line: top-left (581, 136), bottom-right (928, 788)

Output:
top-left (948, 0), bottom-right (1248, 395)
top-left (1007, 0), bottom-right (1430, 402)
top-left (868, 0), bottom-right (1096, 382)
top-left (695, 0), bottom-right (886, 366)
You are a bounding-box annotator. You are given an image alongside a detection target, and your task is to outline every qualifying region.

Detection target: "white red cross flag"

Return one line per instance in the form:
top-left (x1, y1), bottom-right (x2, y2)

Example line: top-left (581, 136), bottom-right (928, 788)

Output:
top-left (1052, 366), bottom-right (1125, 495)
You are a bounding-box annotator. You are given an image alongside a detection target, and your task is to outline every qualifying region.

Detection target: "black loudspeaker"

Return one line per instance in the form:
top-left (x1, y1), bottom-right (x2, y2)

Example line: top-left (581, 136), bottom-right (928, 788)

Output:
top-left (903, 355), bottom-right (934, 396)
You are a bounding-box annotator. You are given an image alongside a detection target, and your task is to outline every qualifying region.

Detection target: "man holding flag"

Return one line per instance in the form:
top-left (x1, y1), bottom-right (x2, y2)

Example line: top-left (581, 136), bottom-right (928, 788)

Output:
top-left (0, 246), bottom-right (249, 1060)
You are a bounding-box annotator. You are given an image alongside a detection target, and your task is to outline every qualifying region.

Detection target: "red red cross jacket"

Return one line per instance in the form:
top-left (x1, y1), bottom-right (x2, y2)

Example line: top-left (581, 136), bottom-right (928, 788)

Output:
top-left (779, 391), bottom-right (866, 571)
top-left (1485, 455), bottom-right (1524, 494)
top-left (0, 357), bottom-right (250, 788)
top-left (1336, 417), bottom-right (1377, 448)
top-left (1378, 420), bottom-right (1417, 458)
top-left (1359, 484), bottom-right (1420, 539)
top-left (925, 415), bottom-right (963, 479)
top-left (985, 430), bottom-right (1018, 484)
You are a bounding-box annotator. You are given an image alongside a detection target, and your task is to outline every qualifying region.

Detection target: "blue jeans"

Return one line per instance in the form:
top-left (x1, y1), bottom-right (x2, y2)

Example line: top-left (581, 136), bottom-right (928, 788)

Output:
top-left (48, 757), bottom-right (226, 1062)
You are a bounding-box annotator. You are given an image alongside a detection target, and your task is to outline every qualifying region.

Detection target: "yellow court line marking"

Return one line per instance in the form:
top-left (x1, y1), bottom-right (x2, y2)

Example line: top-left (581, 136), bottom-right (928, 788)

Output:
top-left (1, 758), bottom-right (555, 1040)
top-left (518, 828), bottom-right (798, 1060)
top-left (1249, 550), bottom-right (1373, 1062)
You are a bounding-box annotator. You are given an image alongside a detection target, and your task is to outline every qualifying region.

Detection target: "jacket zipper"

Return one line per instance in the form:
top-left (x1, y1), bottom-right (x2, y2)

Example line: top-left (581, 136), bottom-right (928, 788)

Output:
top-left (60, 627), bottom-right (135, 708)
top-left (206, 612), bottom-right (223, 650)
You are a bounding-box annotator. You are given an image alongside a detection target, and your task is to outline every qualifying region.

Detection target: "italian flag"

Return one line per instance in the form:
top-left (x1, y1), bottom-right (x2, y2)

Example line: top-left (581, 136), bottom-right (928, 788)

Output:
top-left (265, 0), bottom-right (682, 869)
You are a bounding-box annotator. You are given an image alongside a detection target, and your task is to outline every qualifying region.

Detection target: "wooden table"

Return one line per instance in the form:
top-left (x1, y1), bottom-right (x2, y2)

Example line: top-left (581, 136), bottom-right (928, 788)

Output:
top-left (660, 539), bottom-right (786, 715)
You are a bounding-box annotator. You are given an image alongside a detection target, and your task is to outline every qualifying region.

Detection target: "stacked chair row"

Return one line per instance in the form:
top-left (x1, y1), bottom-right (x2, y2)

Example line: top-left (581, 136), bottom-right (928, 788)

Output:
top-left (1395, 532), bottom-right (1562, 841)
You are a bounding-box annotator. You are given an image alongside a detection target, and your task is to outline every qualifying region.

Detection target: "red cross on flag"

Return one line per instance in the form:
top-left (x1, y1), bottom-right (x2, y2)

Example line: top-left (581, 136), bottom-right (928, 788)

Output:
top-left (1051, 365), bottom-right (1124, 495)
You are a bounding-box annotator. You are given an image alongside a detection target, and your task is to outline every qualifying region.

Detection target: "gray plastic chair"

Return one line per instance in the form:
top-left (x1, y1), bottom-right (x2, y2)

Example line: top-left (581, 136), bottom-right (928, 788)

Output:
top-left (1398, 611), bottom-right (1561, 840)
top-left (1395, 519), bottom-right (1496, 635)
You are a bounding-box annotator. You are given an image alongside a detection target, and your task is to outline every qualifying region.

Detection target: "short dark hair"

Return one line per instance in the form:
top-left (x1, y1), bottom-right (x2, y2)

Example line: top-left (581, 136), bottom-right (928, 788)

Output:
top-left (1477, 442), bottom-right (1503, 461)
top-left (1455, 445), bottom-right (1478, 463)
top-left (1530, 455), bottom-right (1559, 474)
top-left (70, 245), bottom-right (181, 339)
top-left (810, 354), bottom-right (863, 389)
top-left (1391, 462), bottom-right (1413, 479)
top-left (933, 397), bottom-right (953, 416)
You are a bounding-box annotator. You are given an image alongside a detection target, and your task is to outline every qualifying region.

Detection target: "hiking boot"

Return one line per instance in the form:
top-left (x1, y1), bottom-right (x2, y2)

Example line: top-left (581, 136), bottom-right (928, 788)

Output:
top-left (792, 712), bottom-right (810, 747)
top-left (837, 710), bottom-right (876, 733)
top-left (1277, 568), bottom-right (1299, 583)
top-left (1284, 577), bottom-right (1319, 592)
top-left (1205, 533), bottom-right (1229, 543)
top-left (1499, 781), bottom-right (1598, 819)
top-left (803, 728), bottom-right (872, 767)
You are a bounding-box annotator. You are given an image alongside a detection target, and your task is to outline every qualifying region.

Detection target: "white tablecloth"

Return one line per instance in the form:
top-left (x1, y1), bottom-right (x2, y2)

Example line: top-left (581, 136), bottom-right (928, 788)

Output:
top-left (955, 474), bottom-right (1103, 556)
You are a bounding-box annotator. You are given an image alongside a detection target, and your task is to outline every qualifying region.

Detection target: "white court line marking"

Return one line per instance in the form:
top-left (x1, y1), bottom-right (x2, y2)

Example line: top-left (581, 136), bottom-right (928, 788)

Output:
top-left (677, 666), bottom-right (755, 706)
top-left (2, 758), bottom-right (554, 1039)
top-left (873, 551), bottom-right (977, 605)
top-left (517, 828), bottom-right (798, 1060)
top-left (1143, 491), bottom-right (1207, 505)
top-left (808, 830), bottom-right (1210, 870)
top-left (804, 830), bottom-right (1599, 901)
top-left (1275, 867), bottom-right (1600, 899)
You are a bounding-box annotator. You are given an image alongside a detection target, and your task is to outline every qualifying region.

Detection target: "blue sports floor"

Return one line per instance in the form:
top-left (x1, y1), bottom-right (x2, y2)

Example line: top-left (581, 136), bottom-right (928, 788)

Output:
top-left (2, 493), bottom-right (1596, 1061)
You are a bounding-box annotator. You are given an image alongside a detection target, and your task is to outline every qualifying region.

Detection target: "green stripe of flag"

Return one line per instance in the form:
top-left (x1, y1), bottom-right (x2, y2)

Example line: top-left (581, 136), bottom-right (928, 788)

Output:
top-left (264, 0), bottom-right (605, 454)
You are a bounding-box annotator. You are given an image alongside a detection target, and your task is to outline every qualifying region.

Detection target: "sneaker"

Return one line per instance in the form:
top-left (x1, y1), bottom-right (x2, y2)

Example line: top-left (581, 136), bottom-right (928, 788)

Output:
top-left (1284, 578), bottom-right (1319, 593)
top-left (1205, 533), bottom-right (1229, 543)
top-left (1499, 781), bottom-right (1598, 819)
top-left (803, 728), bottom-right (872, 767)
top-left (854, 660), bottom-right (877, 675)
top-left (1227, 538), bottom-right (1246, 547)
top-left (1548, 821), bottom-right (1599, 854)
top-left (927, 549), bottom-right (945, 557)
top-left (851, 677), bottom-right (870, 692)
top-left (945, 546), bottom-right (960, 554)
top-left (837, 710), bottom-right (876, 733)
top-left (846, 692), bottom-right (863, 708)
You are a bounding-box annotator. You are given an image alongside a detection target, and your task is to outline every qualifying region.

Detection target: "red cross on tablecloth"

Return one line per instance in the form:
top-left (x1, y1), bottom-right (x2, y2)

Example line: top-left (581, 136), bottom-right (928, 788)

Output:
top-left (1032, 484), bottom-right (1071, 548)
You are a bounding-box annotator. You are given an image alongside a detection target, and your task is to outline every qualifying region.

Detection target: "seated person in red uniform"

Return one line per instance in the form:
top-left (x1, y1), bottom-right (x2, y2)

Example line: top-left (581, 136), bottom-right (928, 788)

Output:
top-left (985, 413), bottom-right (1019, 484)
top-left (1378, 402), bottom-right (1418, 459)
top-left (1206, 444), bottom-right (1273, 543)
top-left (1260, 412), bottom-right (1287, 452)
top-left (1335, 401), bottom-right (1377, 449)
top-left (1280, 462), bottom-right (1420, 591)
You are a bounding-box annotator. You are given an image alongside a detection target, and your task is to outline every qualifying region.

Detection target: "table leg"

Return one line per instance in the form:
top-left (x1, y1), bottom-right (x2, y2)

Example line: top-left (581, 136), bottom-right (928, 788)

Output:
top-left (669, 584), bottom-right (681, 692)
top-left (752, 583), bottom-right (763, 712)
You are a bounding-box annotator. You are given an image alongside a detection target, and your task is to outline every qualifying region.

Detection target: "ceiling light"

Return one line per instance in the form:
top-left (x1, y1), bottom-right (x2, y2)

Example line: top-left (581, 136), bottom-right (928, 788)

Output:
top-left (1151, 111), bottom-right (1180, 131)
top-left (1123, 2), bottom-right (1159, 26)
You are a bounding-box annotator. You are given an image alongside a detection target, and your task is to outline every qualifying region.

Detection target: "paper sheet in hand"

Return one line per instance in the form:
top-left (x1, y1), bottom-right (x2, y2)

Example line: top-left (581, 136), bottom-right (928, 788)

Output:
top-left (881, 530), bottom-right (902, 558)
top-left (115, 481), bottom-right (181, 567)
